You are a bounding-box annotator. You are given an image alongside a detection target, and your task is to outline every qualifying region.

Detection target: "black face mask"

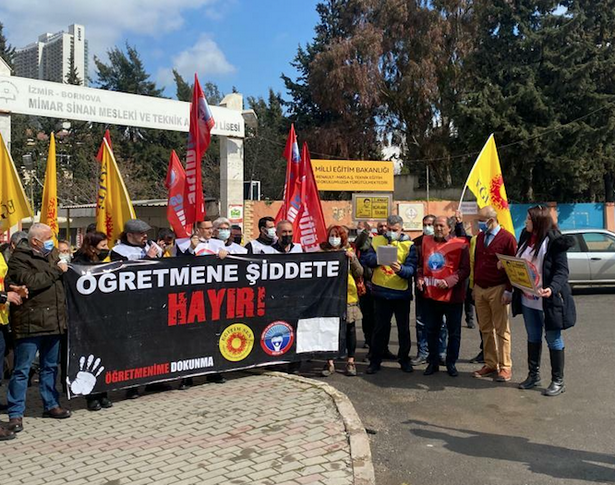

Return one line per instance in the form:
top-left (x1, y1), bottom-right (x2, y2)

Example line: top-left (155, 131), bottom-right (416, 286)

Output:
top-left (98, 249), bottom-right (110, 261)
top-left (233, 235), bottom-right (242, 244)
top-left (280, 235), bottom-right (293, 247)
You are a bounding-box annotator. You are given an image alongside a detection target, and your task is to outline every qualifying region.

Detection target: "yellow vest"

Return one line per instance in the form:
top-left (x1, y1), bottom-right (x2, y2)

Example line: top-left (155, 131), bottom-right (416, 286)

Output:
top-left (347, 249), bottom-right (359, 305)
top-left (371, 235), bottom-right (413, 291)
top-left (469, 235), bottom-right (477, 289)
top-left (0, 253), bottom-right (9, 325)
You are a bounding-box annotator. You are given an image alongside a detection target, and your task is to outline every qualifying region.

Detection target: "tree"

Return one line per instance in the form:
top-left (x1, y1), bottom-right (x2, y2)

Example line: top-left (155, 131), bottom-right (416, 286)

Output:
top-left (95, 44), bottom-right (164, 96)
top-left (456, 0), bottom-right (615, 202)
top-left (282, 0), bottom-right (381, 163)
top-left (244, 90), bottom-right (290, 199)
top-left (456, 0), bottom-right (558, 202)
top-left (283, 0), bottom-right (475, 192)
top-left (0, 22), bottom-right (15, 68)
top-left (93, 44), bottom-right (178, 199)
top-left (173, 69), bottom-right (192, 102)
top-left (65, 53), bottom-right (82, 85)
top-left (539, 0), bottom-right (615, 202)
top-left (374, 0), bottom-right (476, 188)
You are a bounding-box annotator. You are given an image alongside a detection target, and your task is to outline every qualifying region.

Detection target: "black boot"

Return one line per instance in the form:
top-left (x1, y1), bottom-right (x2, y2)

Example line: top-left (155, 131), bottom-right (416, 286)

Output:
top-left (519, 342), bottom-right (542, 390)
top-left (544, 348), bottom-right (565, 396)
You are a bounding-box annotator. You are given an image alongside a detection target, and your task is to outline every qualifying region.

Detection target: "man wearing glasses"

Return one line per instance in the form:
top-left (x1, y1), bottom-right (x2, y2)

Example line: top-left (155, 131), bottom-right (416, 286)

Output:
top-left (472, 206), bottom-right (517, 382)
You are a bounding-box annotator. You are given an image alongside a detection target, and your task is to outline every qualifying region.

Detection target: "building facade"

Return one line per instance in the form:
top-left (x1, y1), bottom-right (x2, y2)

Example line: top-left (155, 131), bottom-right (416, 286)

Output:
top-left (14, 24), bottom-right (88, 85)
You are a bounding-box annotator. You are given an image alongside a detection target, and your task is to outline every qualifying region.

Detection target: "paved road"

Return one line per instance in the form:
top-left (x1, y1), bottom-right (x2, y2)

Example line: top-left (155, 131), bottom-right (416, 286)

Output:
top-left (307, 290), bottom-right (615, 485)
top-left (0, 372), bottom-right (355, 485)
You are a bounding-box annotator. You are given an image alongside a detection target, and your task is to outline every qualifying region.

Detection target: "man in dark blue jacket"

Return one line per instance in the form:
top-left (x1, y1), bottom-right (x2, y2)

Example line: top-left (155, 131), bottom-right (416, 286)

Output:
top-left (360, 215), bottom-right (418, 374)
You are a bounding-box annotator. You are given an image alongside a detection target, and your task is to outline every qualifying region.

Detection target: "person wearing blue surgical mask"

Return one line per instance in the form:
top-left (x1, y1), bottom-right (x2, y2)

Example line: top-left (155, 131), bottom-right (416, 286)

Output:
top-left (213, 217), bottom-right (247, 256)
top-left (360, 215), bottom-right (418, 375)
top-left (476, 212), bottom-right (497, 234)
top-left (4, 223), bottom-right (72, 435)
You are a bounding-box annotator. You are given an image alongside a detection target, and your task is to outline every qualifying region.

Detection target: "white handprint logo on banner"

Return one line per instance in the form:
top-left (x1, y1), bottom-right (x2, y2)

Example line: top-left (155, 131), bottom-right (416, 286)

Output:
top-left (67, 355), bottom-right (104, 396)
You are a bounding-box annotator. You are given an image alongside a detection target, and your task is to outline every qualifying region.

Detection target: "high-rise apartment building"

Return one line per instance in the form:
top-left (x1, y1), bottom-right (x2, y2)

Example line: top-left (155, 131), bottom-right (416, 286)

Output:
top-left (13, 24), bottom-right (88, 85)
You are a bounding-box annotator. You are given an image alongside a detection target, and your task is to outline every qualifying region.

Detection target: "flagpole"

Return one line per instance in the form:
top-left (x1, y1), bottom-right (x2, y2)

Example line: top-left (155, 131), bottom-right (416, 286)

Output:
top-left (459, 133), bottom-right (494, 208)
top-left (426, 164), bottom-right (430, 204)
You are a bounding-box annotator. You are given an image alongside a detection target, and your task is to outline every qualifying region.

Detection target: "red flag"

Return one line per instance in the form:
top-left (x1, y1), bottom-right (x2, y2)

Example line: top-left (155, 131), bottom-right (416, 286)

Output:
top-left (275, 124), bottom-right (301, 222)
top-left (165, 150), bottom-right (190, 238)
top-left (96, 129), bottom-right (113, 162)
top-left (184, 74), bottom-right (215, 226)
top-left (285, 143), bottom-right (327, 252)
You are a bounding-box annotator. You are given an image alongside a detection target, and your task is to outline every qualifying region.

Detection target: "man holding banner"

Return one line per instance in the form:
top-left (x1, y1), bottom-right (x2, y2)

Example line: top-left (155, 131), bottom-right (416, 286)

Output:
top-left (272, 220), bottom-right (303, 254)
top-left (5, 223), bottom-right (72, 434)
top-left (110, 219), bottom-right (162, 261)
top-left (417, 217), bottom-right (470, 377)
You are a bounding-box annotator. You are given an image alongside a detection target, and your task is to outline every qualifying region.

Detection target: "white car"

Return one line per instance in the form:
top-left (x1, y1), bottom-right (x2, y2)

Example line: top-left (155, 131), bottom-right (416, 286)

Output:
top-left (563, 229), bottom-right (615, 285)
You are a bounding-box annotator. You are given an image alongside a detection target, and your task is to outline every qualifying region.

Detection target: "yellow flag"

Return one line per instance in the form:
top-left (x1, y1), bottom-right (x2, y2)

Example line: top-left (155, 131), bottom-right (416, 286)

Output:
top-left (464, 134), bottom-right (514, 234)
top-left (40, 133), bottom-right (59, 244)
top-left (0, 132), bottom-right (33, 232)
top-left (96, 139), bottom-right (136, 247)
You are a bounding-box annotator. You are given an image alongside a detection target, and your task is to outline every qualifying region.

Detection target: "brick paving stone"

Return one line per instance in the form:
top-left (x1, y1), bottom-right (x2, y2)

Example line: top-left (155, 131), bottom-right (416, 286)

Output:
top-left (0, 373), bottom-right (354, 485)
top-left (297, 473), bottom-right (326, 484)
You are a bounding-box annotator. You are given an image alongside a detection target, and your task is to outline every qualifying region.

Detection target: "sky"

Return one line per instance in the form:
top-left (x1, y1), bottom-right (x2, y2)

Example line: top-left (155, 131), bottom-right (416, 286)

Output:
top-left (1, 0), bottom-right (321, 101)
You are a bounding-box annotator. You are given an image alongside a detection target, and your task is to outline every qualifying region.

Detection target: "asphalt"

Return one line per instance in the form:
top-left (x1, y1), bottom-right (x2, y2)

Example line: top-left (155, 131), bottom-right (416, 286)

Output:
top-left (301, 288), bottom-right (615, 485)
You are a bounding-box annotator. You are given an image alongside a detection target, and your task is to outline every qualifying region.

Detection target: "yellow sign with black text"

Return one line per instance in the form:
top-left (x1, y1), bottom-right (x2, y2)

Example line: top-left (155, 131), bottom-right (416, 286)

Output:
top-left (353, 194), bottom-right (392, 220)
top-left (311, 160), bottom-right (394, 191)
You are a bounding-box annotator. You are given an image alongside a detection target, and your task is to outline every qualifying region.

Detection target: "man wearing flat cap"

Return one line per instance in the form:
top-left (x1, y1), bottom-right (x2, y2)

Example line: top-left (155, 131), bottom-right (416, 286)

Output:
top-left (109, 219), bottom-right (164, 398)
top-left (110, 219), bottom-right (162, 261)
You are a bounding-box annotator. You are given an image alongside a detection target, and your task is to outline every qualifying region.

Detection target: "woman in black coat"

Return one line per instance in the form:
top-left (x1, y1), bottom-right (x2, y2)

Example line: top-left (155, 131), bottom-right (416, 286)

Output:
top-left (74, 232), bottom-right (113, 410)
top-left (512, 205), bottom-right (576, 396)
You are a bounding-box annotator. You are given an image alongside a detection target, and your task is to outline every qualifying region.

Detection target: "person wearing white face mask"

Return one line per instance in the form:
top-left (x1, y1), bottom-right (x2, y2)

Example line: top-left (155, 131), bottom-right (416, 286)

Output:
top-left (360, 215), bottom-right (418, 375)
top-left (213, 217), bottom-right (247, 255)
top-left (245, 217), bottom-right (277, 254)
top-left (57, 240), bottom-right (72, 264)
top-left (320, 225), bottom-right (363, 377)
top-left (411, 215), bottom-right (448, 366)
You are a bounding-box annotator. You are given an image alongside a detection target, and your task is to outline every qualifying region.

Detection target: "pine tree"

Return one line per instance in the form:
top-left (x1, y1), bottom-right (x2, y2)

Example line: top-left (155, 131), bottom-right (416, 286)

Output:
top-left (94, 44), bottom-right (163, 96)
top-left (173, 69), bottom-right (192, 102)
top-left (0, 22), bottom-right (15, 68)
top-left (65, 53), bottom-right (82, 85)
top-left (456, 0), bottom-right (558, 202)
top-left (539, 0), bottom-right (615, 201)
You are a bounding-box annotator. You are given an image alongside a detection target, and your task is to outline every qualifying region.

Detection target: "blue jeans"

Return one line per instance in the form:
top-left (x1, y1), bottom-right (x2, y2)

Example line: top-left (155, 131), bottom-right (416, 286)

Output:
top-left (521, 305), bottom-right (564, 350)
top-left (0, 325), bottom-right (6, 381)
top-left (7, 335), bottom-right (61, 418)
top-left (416, 292), bottom-right (447, 357)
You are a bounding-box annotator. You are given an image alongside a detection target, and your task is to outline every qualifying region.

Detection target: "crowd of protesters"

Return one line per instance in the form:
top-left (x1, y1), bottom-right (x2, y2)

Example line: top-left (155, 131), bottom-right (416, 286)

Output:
top-left (0, 205), bottom-right (576, 440)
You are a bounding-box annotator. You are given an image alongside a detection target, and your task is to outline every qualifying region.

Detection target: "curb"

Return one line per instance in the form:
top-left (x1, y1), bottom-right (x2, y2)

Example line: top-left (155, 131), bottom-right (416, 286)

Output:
top-left (261, 370), bottom-right (376, 485)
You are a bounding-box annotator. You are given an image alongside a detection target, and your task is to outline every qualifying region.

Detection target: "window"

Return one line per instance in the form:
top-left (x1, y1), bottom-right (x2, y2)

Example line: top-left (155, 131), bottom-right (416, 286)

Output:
top-left (567, 234), bottom-right (583, 253)
top-left (582, 232), bottom-right (615, 252)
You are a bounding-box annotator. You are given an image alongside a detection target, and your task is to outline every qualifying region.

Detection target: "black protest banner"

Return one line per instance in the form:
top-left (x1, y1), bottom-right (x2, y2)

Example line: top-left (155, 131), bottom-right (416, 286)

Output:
top-left (65, 252), bottom-right (348, 397)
